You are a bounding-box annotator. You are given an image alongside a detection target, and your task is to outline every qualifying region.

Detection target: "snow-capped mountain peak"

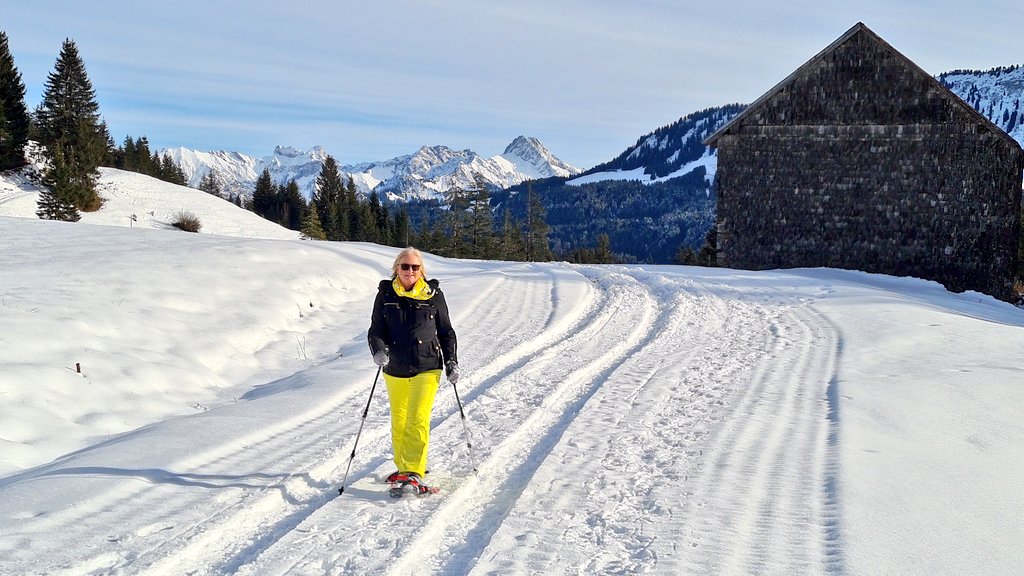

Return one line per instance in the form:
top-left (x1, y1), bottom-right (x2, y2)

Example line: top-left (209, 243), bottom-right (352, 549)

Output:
top-left (500, 135), bottom-right (579, 179)
top-left (162, 137), bottom-right (580, 204)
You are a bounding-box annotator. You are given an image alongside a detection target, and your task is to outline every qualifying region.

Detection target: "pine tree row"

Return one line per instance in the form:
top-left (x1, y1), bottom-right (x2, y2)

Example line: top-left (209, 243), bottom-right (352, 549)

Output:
top-left (109, 136), bottom-right (187, 186)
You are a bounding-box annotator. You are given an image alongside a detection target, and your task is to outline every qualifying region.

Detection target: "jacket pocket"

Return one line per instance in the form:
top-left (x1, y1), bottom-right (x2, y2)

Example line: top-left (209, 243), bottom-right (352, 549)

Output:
top-left (416, 339), bottom-right (441, 367)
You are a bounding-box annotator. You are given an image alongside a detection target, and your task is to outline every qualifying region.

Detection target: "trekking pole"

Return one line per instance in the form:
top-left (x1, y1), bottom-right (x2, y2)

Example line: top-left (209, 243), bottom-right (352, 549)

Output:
top-left (450, 381), bottom-right (479, 475)
top-left (338, 366), bottom-right (382, 495)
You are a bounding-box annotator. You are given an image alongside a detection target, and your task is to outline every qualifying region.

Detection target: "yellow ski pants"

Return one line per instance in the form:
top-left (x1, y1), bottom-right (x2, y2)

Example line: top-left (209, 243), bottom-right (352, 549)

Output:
top-left (384, 370), bottom-right (441, 476)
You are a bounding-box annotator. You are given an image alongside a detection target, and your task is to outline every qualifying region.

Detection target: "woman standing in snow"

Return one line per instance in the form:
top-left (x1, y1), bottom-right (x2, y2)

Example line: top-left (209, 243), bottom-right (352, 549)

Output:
top-left (367, 247), bottom-right (459, 496)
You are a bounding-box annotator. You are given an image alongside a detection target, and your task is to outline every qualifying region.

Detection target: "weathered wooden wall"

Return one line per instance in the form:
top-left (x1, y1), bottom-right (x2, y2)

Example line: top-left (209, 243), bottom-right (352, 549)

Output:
top-left (712, 27), bottom-right (1024, 299)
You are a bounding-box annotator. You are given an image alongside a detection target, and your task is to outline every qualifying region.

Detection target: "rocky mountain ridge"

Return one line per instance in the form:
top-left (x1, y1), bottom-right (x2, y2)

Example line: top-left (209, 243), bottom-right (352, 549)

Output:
top-left (162, 136), bottom-right (579, 203)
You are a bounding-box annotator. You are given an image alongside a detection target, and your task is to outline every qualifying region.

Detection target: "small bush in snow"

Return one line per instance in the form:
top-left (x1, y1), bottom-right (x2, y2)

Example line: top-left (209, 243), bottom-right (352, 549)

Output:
top-left (173, 211), bottom-right (202, 233)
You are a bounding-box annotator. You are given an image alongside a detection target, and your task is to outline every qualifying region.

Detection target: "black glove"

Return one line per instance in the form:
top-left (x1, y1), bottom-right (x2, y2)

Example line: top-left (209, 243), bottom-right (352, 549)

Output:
top-left (445, 361), bottom-right (460, 384)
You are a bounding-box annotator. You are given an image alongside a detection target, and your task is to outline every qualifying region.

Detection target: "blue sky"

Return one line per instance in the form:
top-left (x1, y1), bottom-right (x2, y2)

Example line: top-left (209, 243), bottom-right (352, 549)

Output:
top-left (5, 1), bottom-right (1023, 169)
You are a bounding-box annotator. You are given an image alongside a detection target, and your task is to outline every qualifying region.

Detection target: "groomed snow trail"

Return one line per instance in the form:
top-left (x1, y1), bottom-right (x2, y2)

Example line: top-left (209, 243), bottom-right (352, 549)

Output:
top-left (238, 266), bottom-right (842, 575)
top-left (1, 263), bottom-right (844, 575)
top-left (462, 269), bottom-right (843, 575)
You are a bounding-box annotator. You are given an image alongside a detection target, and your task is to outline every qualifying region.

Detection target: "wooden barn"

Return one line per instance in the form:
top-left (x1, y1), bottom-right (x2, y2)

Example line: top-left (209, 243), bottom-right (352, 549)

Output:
top-left (705, 22), bottom-right (1024, 300)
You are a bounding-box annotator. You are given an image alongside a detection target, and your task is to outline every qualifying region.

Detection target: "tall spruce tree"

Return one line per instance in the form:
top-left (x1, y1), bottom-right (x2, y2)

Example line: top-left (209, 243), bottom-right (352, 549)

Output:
top-left (281, 179), bottom-right (305, 230)
top-left (467, 174), bottom-right (496, 259)
top-left (355, 202), bottom-right (379, 243)
top-left (36, 38), bottom-right (104, 212)
top-left (251, 168), bottom-right (276, 219)
top-left (0, 31), bottom-right (31, 170)
top-left (369, 191), bottom-right (389, 245)
top-left (313, 155), bottom-right (345, 240)
top-left (36, 145), bottom-right (80, 221)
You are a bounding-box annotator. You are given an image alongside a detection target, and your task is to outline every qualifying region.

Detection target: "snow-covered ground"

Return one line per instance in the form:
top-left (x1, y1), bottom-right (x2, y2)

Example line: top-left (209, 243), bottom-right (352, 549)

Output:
top-left (1, 169), bottom-right (1022, 575)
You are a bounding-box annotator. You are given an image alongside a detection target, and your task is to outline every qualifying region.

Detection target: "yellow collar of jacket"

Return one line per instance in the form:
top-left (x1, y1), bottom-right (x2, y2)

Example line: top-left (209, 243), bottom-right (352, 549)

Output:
top-left (392, 277), bottom-right (434, 300)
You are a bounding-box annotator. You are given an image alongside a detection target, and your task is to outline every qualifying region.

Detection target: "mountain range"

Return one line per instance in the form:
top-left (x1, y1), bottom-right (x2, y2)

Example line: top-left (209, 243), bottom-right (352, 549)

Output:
top-left (162, 136), bottom-right (579, 203)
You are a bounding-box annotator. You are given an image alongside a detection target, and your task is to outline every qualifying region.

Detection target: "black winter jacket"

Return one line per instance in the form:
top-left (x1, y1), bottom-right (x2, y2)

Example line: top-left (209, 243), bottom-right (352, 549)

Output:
top-left (367, 278), bottom-right (458, 378)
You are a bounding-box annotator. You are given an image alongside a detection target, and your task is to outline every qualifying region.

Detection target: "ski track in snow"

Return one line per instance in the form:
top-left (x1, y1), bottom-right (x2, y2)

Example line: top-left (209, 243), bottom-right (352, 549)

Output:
top-left (671, 298), bottom-right (843, 575)
top-left (2, 264), bottom-right (847, 575)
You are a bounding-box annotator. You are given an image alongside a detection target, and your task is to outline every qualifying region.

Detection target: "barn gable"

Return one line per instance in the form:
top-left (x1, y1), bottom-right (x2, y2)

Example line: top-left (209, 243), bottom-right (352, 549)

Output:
top-left (705, 22), bottom-right (1024, 300)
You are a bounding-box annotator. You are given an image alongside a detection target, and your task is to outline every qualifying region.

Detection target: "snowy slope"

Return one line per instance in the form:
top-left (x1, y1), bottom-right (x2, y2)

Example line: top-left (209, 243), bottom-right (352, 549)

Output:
top-left (569, 105), bottom-right (745, 188)
top-left (940, 65), bottom-right (1024, 144)
top-left (0, 166), bottom-right (299, 240)
top-left (1, 179), bottom-right (1023, 575)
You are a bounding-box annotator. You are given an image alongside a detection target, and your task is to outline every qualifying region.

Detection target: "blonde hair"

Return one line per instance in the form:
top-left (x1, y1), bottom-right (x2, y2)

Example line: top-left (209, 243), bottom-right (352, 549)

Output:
top-left (391, 247), bottom-right (427, 279)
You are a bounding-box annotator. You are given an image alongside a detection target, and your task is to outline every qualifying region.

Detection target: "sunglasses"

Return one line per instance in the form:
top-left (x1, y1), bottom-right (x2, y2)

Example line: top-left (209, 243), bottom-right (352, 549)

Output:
top-left (399, 263), bottom-right (421, 271)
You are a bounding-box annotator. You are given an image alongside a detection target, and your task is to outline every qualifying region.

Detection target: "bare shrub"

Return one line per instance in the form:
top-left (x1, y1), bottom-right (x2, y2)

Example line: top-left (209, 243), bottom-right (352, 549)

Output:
top-left (172, 211), bottom-right (202, 233)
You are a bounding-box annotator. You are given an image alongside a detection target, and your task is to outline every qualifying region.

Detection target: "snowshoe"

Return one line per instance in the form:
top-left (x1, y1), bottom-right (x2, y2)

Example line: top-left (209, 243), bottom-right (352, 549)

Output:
top-left (387, 474), bottom-right (438, 498)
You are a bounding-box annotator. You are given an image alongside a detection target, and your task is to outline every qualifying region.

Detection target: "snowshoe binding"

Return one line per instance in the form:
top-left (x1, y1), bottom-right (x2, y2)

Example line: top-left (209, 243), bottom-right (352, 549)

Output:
top-left (385, 469), bottom-right (430, 484)
top-left (387, 473), bottom-right (438, 498)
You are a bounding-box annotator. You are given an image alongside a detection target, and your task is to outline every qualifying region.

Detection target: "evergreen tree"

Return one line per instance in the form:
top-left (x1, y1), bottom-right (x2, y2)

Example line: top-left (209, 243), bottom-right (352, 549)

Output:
top-left (96, 119), bottom-right (115, 166)
top-left (355, 202), bottom-right (379, 243)
top-left (313, 155), bottom-right (345, 240)
top-left (674, 226), bottom-right (718, 267)
top-left (0, 31), bottom-right (31, 170)
top-left (111, 134), bottom-right (134, 169)
top-left (467, 174), bottom-right (496, 258)
top-left (159, 153), bottom-right (186, 185)
top-left (525, 183), bottom-right (552, 261)
top-left (369, 191), bottom-right (390, 245)
top-left (132, 136), bottom-right (153, 173)
top-left (568, 234), bottom-right (618, 264)
top-left (300, 204), bottom-right (327, 240)
top-left (281, 179), bottom-right (305, 230)
top-left (0, 100), bottom-right (7, 152)
top-left (428, 212), bottom-right (450, 255)
top-left (594, 233), bottom-right (615, 264)
top-left (343, 176), bottom-right (360, 241)
top-left (414, 209), bottom-right (434, 251)
top-left (696, 226), bottom-right (718, 267)
top-left (674, 246), bottom-right (699, 265)
top-left (198, 170), bottom-right (222, 196)
top-left (252, 168), bottom-right (276, 219)
top-left (393, 208), bottom-right (411, 248)
top-left (36, 146), bottom-right (80, 221)
top-left (444, 184), bottom-right (470, 257)
top-left (36, 38), bottom-right (104, 211)
top-left (149, 151), bottom-right (161, 176)
top-left (500, 208), bottom-right (526, 261)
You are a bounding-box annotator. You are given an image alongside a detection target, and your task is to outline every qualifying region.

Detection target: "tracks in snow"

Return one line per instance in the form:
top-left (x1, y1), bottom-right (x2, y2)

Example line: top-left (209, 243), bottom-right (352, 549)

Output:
top-left (453, 271), bottom-right (845, 575)
top-left (672, 297), bottom-right (844, 575)
top-left (238, 267), bottom-right (660, 574)
top-left (4, 264), bottom-right (846, 575)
